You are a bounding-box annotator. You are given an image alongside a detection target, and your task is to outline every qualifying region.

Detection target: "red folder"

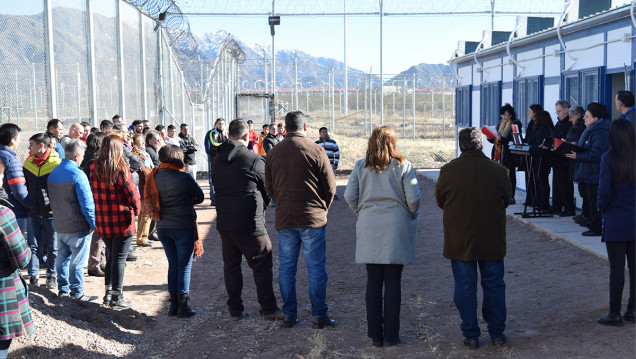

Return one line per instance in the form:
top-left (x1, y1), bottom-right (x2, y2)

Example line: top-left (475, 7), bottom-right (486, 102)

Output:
top-left (481, 126), bottom-right (498, 139)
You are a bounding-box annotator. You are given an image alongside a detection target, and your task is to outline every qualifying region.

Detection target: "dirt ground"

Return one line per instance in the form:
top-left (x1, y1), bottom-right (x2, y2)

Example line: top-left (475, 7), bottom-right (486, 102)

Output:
top-left (9, 174), bottom-right (636, 358)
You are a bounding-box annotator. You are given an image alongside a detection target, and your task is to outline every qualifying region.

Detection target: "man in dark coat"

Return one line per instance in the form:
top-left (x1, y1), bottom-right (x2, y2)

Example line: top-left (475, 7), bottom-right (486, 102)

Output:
top-left (615, 90), bottom-right (635, 131)
top-left (211, 119), bottom-right (283, 322)
top-left (178, 123), bottom-right (199, 179)
top-left (551, 100), bottom-right (573, 216)
top-left (435, 127), bottom-right (511, 350)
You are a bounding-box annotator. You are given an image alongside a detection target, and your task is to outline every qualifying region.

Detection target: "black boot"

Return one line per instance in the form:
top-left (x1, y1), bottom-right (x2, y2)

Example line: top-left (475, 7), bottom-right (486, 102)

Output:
top-left (103, 287), bottom-right (112, 306)
top-left (177, 293), bottom-right (196, 318)
top-left (168, 292), bottom-right (178, 317)
top-left (110, 293), bottom-right (132, 309)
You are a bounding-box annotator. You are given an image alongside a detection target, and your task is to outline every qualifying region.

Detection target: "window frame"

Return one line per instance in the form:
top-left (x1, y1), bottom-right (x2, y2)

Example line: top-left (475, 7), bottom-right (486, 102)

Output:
top-left (480, 81), bottom-right (502, 126)
top-left (455, 85), bottom-right (472, 127)
top-left (513, 75), bottom-right (544, 129)
top-left (561, 67), bottom-right (604, 108)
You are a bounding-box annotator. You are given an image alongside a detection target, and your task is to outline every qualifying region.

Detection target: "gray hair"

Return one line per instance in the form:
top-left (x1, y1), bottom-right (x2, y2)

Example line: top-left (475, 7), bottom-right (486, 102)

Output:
top-left (555, 100), bottom-right (571, 109)
top-left (64, 139), bottom-right (86, 159)
top-left (458, 127), bottom-right (482, 152)
top-left (569, 105), bottom-right (585, 117)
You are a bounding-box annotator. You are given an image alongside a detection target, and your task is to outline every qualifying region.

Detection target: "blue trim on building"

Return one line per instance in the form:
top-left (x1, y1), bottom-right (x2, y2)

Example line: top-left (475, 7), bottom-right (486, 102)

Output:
top-left (544, 76), bottom-right (560, 86)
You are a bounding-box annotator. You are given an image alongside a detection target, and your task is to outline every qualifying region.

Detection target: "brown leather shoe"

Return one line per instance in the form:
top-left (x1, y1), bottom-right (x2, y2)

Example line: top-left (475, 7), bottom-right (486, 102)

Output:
top-left (312, 316), bottom-right (337, 329)
top-left (88, 268), bottom-right (105, 277)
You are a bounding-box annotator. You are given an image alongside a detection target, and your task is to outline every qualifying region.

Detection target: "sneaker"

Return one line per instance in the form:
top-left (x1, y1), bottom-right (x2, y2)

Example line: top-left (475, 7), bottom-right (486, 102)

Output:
top-left (598, 313), bottom-right (624, 326)
top-left (58, 291), bottom-right (70, 298)
top-left (29, 276), bottom-right (39, 286)
top-left (45, 276), bottom-right (56, 289)
top-left (136, 242), bottom-right (152, 247)
top-left (312, 316), bottom-right (337, 329)
top-left (491, 334), bottom-right (507, 346)
top-left (126, 253), bottom-right (138, 261)
top-left (463, 337), bottom-right (479, 350)
top-left (71, 293), bottom-right (99, 302)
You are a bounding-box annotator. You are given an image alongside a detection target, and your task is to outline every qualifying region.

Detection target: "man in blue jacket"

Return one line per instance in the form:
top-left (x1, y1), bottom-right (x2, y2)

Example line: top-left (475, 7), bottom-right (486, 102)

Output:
top-left (47, 139), bottom-right (98, 301)
top-left (0, 124), bottom-right (34, 236)
top-left (315, 127), bottom-right (340, 200)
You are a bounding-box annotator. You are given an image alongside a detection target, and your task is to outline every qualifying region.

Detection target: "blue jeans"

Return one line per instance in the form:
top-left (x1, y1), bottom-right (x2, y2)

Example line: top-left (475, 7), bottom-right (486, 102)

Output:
top-left (277, 227), bottom-right (329, 318)
top-left (158, 228), bottom-right (195, 294)
top-left (27, 215), bottom-right (57, 278)
top-left (15, 217), bottom-right (27, 238)
top-left (451, 259), bottom-right (506, 339)
top-left (56, 230), bottom-right (92, 295)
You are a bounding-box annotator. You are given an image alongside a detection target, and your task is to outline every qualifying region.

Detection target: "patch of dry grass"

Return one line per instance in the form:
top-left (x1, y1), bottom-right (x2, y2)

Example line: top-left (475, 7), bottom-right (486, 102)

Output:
top-left (329, 132), bottom-right (456, 170)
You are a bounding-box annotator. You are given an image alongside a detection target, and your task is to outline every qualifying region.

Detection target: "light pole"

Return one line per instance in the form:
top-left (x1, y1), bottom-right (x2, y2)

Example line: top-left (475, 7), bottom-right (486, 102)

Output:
top-left (322, 81), bottom-right (328, 114)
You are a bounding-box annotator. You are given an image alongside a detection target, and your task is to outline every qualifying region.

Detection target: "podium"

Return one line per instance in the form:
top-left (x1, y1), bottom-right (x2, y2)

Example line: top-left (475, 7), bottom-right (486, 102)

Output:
top-left (510, 145), bottom-right (553, 218)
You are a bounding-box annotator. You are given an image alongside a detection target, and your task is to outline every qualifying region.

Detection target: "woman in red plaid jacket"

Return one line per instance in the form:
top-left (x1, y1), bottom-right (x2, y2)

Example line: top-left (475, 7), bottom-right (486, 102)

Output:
top-left (90, 135), bottom-right (140, 309)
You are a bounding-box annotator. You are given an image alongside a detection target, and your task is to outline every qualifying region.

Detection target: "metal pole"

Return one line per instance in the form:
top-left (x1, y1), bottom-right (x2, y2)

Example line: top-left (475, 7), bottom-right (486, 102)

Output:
top-left (116, 0), bottom-right (125, 120)
top-left (379, 0), bottom-right (384, 125)
top-left (33, 62), bottom-right (38, 127)
top-left (442, 74), bottom-right (446, 136)
top-left (412, 72), bottom-right (416, 139)
top-left (364, 76), bottom-right (368, 134)
top-left (44, 0), bottom-right (57, 119)
top-left (294, 54), bottom-right (298, 110)
top-left (139, 11), bottom-right (148, 123)
top-left (86, 0), bottom-right (97, 126)
top-left (77, 62), bottom-right (81, 121)
top-left (403, 78), bottom-right (406, 138)
top-left (263, 52), bottom-right (268, 92)
top-left (344, 0), bottom-right (348, 116)
top-left (15, 70), bottom-right (19, 125)
top-left (157, 29), bottom-right (164, 125)
top-left (369, 71), bottom-right (373, 132)
top-left (271, 1), bottom-right (276, 109)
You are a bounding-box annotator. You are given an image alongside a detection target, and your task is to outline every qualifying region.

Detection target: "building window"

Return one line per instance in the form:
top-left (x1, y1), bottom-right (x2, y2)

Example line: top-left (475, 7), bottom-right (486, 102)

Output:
top-left (630, 69), bottom-right (635, 94)
top-left (456, 85), bottom-right (471, 127)
top-left (562, 67), bottom-right (603, 108)
top-left (480, 81), bottom-right (501, 126)
top-left (514, 76), bottom-right (543, 129)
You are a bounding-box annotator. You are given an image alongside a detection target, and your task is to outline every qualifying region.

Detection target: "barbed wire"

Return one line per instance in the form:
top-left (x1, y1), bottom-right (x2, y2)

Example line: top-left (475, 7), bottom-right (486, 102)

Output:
top-left (122, 0), bottom-right (197, 56)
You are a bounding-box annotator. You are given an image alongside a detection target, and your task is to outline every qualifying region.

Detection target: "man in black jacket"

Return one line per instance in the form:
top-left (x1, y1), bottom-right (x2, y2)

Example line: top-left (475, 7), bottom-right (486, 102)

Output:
top-left (179, 123), bottom-right (199, 179)
top-left (211, 119), bottom-right (283, 322)
top-left (551, 100), bottom-right (573, 216)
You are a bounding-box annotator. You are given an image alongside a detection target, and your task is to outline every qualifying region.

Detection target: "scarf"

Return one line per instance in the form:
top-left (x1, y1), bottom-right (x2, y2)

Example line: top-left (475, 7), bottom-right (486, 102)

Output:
top-left (31, 149), bottom-right (51, 167)
top-left (144, 163), bottom-right (204, 261)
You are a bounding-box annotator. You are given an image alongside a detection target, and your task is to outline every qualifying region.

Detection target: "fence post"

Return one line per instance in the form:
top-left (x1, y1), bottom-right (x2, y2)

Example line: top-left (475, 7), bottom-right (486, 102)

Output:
top-left (412, 72), bottom-right (415, 139)
top-left (116, 0), bottom-right (126, 120)
top-left (157, 29), bottom-right (164, 126)
top-left (86, 0), bottom-right (97, 126)
top-left (402, 78), bottom-right (406, 138)
top-left (294, 54), bottom-right (298, 110)
top-left (139, 11), bottom-right (148, 123)
top-left (15, 71), bottom-right (19, 125)
top-left (442, 73), bottom-right (446, 137)
top-left (44, 0), bottom-right (57, 120)
top-left (33, 62), bottom-right (38, 128)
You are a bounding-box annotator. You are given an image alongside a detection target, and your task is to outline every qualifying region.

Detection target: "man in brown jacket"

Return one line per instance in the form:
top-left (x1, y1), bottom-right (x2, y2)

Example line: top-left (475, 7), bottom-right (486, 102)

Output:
top-left (435, 127), bottom-right (511, 350)
top-left (265, 111), bottom-right (337, 329)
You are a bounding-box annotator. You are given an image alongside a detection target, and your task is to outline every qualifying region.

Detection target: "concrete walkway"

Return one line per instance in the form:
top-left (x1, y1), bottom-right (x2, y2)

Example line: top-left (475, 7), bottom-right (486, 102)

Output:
top-left (419, 169), bottom-right (608, 259)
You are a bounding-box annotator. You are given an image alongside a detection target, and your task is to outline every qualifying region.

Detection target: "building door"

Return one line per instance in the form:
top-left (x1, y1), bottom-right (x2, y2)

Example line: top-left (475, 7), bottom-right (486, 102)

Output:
top-left (607, 72), bottom-right (625, 120)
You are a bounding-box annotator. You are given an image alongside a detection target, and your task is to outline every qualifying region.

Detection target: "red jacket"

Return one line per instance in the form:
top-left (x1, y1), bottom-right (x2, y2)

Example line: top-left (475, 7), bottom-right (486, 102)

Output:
top-left (89, 163), bottom-right (140, 238)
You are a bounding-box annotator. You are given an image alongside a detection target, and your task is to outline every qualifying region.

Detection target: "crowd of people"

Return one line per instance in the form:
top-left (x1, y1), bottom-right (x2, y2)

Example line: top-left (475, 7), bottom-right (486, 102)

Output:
top-left (482, 90), bottom-right (635, 336)
top-left (0, 88), bottom-right (631, 356)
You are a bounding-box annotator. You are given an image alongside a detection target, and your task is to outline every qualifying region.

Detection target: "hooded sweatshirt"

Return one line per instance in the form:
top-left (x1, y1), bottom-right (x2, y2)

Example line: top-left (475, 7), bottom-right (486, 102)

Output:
top-left (211, 140), bottom-right (270, 236)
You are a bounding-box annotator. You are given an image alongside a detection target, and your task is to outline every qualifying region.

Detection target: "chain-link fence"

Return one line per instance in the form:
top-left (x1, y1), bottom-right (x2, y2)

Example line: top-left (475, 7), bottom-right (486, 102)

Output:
top-left (0, 0), bottom-right (457, 169)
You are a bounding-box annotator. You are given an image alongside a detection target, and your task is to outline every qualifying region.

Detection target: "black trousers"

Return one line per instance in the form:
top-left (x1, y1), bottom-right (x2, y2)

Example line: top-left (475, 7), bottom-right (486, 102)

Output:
top-left (219, 230), bottom-right (278, 316)
top-left (605, 241), bottom-right (636, 313)
top-left (505, 165), bottom-right (517, 198)
top-left (577, 183), bottom-right (589, 217)
top-left (552, 167), bottom-right (575, 213)
top-left (527, 157), bottom-right (550, 209)
top-left (581, 183), bottom-right (601, 233)
top-left (103, 236), bottom-right (133, 295)
top-left (366, 264), bottom-right (403, 342)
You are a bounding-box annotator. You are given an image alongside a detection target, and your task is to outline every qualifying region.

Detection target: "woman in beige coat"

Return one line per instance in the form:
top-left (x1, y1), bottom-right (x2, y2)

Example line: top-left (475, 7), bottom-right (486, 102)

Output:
top-left (344, 125), bottom-right (421, 347)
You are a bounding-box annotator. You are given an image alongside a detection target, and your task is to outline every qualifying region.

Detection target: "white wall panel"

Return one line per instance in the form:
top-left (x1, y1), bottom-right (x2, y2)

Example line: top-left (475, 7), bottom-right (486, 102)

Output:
top-left (606, 27), bottom-right (632, 69)
top-left (502, 56), bottom-right (514, 82)
top-left (473, 65), bottom-right (481, 86)
top-left (565, 33), bottom-right (604, 70)
top-left (502, 88), bottom-right (513, 105)
top-left (483, 58), bottom-right (502, 82)
top-left (544, 84), bottom-right (560, 114)
top-left (544, 44), bottom-right (561, 77)
top-left (458, 65), bottom-right (472, 87)
top-left (517, 48), bottom-right (543, 77)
